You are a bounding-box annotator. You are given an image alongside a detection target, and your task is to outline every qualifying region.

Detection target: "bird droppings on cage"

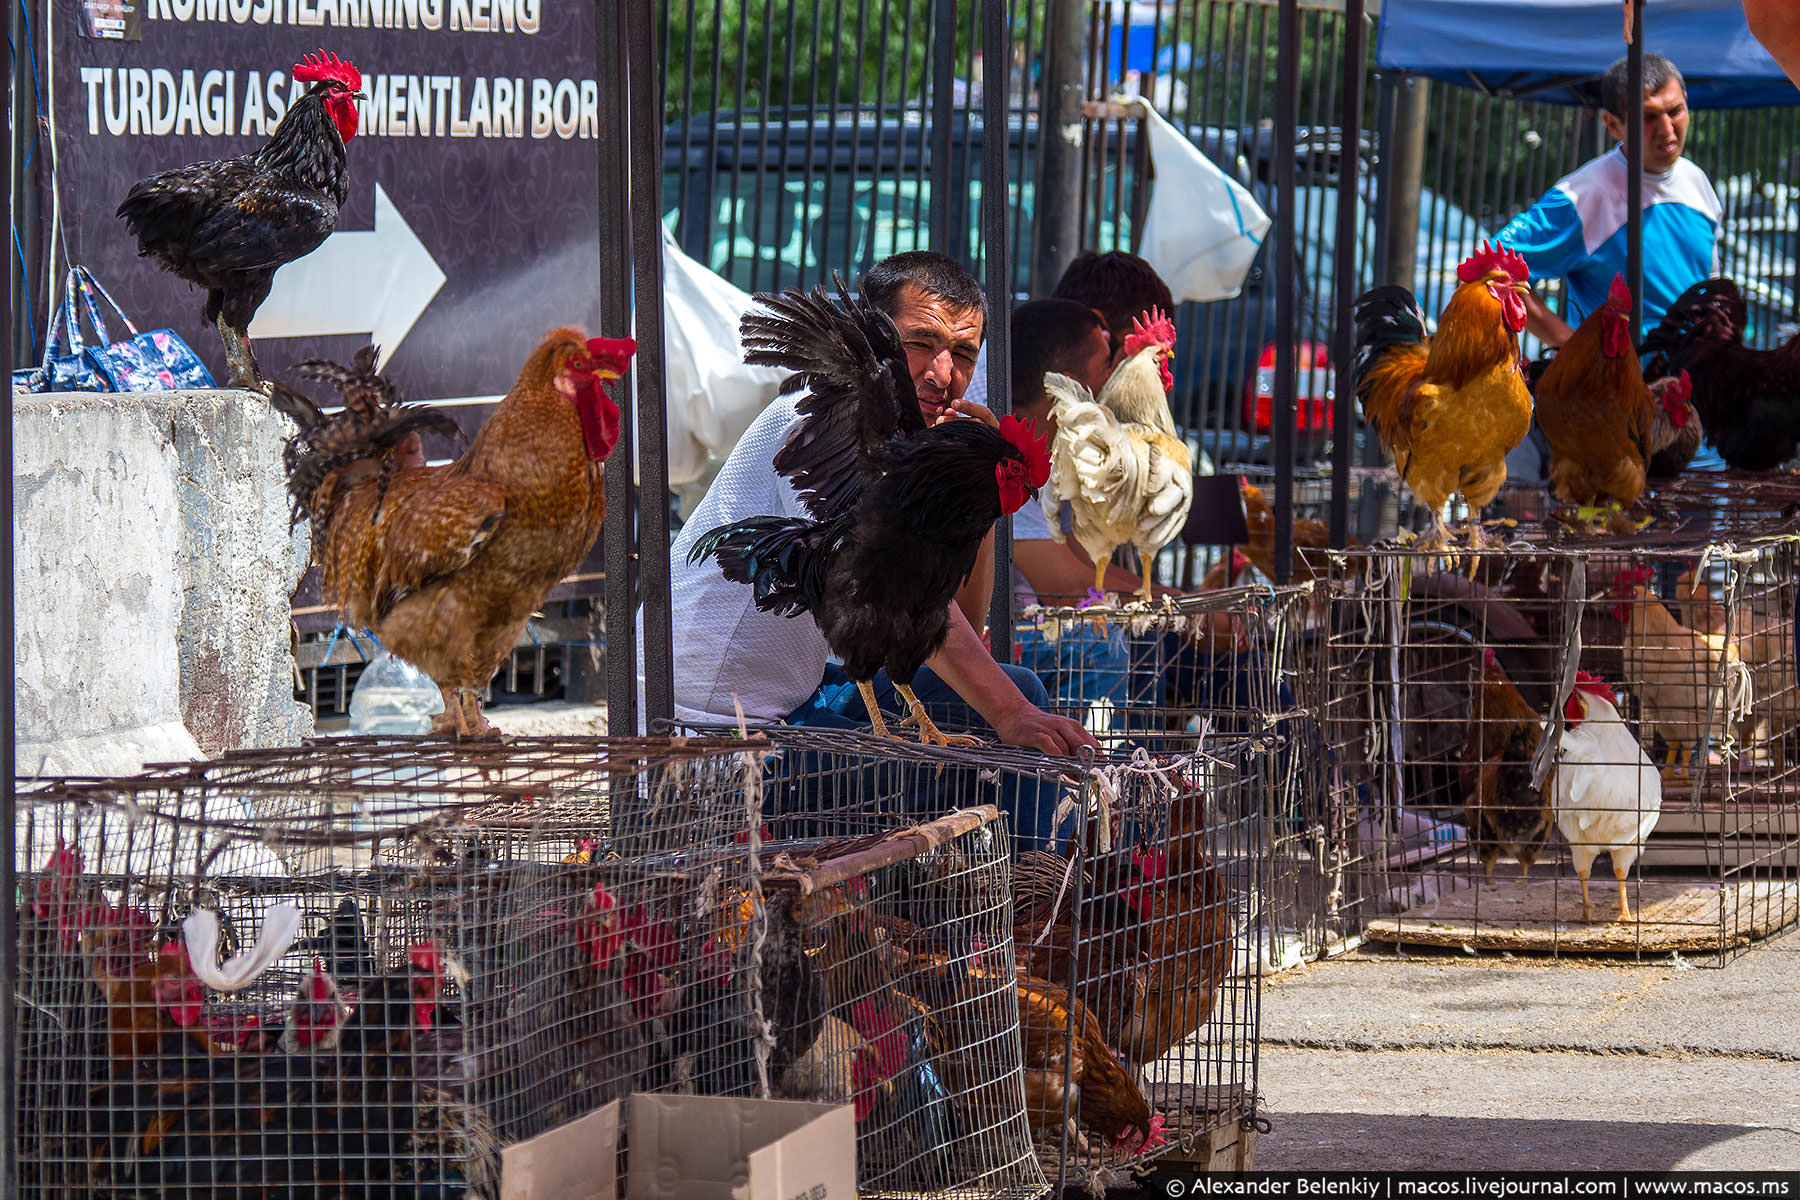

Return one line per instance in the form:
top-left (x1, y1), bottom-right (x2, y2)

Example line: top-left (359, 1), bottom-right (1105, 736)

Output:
top-left (1323, 529), bottom-right (1800, 962)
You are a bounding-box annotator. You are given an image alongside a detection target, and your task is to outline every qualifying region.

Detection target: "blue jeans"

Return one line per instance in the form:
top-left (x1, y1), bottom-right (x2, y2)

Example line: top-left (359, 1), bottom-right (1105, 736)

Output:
top-left (776, 662), bottom-right (1072, 853)
top-left (1016, 623), bottom-right (1132, 713)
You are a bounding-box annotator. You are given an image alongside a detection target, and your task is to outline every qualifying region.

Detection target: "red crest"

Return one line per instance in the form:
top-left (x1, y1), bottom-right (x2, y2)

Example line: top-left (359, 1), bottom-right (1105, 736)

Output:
top-left (1120, 306), bottom-right (1178, 359)
top-left (1455, 240), bottom-right (1530, 285)
top-left (293, 51), bottom-right (362, 92)
top-left (994, 414), bottom-right (1051, 516)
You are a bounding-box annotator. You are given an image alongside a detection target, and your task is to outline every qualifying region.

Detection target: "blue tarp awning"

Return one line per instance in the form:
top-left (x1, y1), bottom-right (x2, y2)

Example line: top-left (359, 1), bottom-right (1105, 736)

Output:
top-left (1376, 0), bottom-right (1797, 109)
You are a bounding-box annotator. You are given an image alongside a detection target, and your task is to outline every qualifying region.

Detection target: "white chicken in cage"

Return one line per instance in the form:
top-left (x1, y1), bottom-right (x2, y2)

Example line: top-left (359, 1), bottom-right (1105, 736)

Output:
top-left (1547, 672), bottom-right (1665, 923)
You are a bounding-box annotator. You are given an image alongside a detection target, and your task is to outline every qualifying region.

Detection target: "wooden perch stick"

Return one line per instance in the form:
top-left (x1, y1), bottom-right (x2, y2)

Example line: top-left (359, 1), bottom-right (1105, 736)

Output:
top-left (762, 805), bottom-right (1002, 895)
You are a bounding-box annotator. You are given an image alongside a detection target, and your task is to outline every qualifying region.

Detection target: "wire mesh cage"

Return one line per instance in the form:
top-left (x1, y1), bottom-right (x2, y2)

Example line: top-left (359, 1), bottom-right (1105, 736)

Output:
top-left (1006, 739), bottom-right (1263, 1188)
top-left (1321, 516), bottom-right (1800, 964)
top-left (1017, 584), bottom-right (1338, 970)
top-left (9, 733), bottom-right (1056, 1199)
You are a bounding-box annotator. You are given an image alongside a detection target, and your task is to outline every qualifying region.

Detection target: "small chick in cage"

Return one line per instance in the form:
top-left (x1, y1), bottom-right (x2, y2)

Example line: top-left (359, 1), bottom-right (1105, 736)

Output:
top-left (1548, 673), bottom-right (1665, 923)
top-left (1459, 648), bottom-right (1552, 878)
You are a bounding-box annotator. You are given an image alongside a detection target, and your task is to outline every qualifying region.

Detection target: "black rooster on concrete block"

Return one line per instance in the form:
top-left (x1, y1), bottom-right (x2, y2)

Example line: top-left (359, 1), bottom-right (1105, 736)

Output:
top-left (688, 280), bottom-right (1051, 747)
top-left (118, 51), bottom-right (364, 393)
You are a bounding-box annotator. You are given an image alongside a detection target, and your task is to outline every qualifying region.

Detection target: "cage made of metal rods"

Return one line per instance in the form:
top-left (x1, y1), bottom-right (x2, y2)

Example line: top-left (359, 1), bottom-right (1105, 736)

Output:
top-left (1009, 738), bottom-right (1263, 1187)
top-left (1017, 584), bottom-right (1339, 970)
top-left (8, 732), bottom-right (1060, 1200)
top-left (1321, 516), bottom-right (1800, 964)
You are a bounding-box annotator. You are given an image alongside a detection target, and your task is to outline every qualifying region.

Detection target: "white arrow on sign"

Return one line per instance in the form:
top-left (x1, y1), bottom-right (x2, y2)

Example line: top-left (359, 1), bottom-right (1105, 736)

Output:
top-left (248, 182), bottom-right (446, 364)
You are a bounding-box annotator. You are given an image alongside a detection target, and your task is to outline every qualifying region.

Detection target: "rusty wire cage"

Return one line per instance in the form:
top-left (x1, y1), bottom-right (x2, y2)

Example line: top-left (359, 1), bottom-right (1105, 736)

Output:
top-left (1016, 584), bottom-right (1339, 970)
top-left (1007, 738), bottom-right (1265, 1187)
top-left (1321, 504), bottom-right (1800, 963)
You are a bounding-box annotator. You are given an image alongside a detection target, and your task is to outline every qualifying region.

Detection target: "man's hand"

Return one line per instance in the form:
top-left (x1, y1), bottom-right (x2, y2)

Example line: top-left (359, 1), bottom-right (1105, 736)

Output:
top-left (926, 397), bottom-right (1002, 429)
top-left (992, 702), bottom-right (1100, 756)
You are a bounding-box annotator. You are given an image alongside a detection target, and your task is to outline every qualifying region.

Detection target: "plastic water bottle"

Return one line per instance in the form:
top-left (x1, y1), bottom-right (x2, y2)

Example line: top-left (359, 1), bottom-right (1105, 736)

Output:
top-left (348, 651), bottom-right (444, 735)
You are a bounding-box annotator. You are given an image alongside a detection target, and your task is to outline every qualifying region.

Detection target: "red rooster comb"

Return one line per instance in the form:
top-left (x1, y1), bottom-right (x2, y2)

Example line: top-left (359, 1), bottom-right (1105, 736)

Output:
top-left (293, 51), bottom-right (361, 92)
top-left (1120, 306), bottom-right (1178, 359)
top-left (408, 941), bottom-right (442, 976)
top-left (585, 336), bottom-right (638, 373)
top-left (1572, 671), bottom-right (1619, 708)
top-left (1607, 273), bottom-right (1633, 311)
top-left (1456, 240), bottom-right (1530, 285)
top-left (1612, 565), bottom-right (1653, 592)
top-left (998, 414), bottom-right (1051, 490)
top-left (1482, 647), bottom-right (1501, 670)
top-left (1664, 370), bottom-right (1693, 406)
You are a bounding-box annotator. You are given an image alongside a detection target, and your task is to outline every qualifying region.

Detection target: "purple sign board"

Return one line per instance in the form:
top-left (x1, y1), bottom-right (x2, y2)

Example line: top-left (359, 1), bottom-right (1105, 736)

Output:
top-left (44, 0), bottom-right (607, 401)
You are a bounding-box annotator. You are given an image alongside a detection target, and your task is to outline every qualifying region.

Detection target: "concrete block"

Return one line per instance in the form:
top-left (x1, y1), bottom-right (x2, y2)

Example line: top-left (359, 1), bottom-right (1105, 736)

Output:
top-left (14, 389), bottom-right (311, 776)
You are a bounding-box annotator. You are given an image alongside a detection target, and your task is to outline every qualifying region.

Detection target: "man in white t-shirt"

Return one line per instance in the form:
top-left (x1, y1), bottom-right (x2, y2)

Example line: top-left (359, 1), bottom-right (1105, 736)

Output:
top-left (657, 251), bottom-right (1096, 847)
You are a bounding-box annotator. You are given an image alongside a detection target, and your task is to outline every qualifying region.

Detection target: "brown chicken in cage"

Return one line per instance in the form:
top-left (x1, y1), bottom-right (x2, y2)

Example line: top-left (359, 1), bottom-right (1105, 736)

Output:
top-left (1612, 567), bottom-right (1752, 770)
top-left (1459, 648), bottom-right (1552, 878)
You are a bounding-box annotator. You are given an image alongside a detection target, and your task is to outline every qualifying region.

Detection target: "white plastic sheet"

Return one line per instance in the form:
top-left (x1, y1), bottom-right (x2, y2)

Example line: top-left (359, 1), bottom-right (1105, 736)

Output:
top-left (1133, 99), bottom-right (1271, 304)
top-left (642, 227), bottom-right (788, 486)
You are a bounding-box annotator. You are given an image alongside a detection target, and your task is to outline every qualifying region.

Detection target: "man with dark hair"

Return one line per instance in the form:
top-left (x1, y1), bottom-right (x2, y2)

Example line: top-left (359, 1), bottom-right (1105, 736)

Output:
top-left (662, 251), bottom-right (1097, 781)
top-left (1051, 250), bottom-right (1178, 363)
top-left (1497, 52), bottom-right (1722, 348)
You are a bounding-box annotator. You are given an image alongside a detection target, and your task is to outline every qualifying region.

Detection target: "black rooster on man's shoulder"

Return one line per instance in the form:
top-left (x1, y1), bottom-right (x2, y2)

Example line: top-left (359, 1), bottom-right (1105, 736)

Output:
top-left (689, 281), bottom-right (1050, 746)
top-left (117, 51), bottom-right (364, 393)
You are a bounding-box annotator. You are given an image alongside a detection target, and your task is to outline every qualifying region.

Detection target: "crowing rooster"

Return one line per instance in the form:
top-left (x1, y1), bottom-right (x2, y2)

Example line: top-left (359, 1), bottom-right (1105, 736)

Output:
top-left (118, 52), bottom-right (364, 392)
top-left (1547, 673), bottom-right (1664, 922)
top-left (1044, 308), bottom-right (1194, 603)
top-left (690, 282), bottom-right (1050, 747)
top-left (274, 331), bottom-right (636, 736)
top-left (1353, 243), bottom-right (1534, 550)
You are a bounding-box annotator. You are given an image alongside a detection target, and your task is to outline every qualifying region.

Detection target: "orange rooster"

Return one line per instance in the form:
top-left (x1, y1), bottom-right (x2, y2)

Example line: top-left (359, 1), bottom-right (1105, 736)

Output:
top-left (1045, 308), bottom-right (1193, 602)
top-left (1533, 275), bottom-right (1655, 515)
top-left (275, 331), bottom-right (635, 735)
top-left (1353, 242), bottom-right (1534, 550)
top-left (1241, 479), bottom-right (1336, 584)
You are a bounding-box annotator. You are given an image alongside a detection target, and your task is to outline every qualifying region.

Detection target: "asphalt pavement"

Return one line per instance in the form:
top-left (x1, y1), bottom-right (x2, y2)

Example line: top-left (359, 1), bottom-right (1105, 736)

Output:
top-left (1251, 929), bottom-right (1800, 1170)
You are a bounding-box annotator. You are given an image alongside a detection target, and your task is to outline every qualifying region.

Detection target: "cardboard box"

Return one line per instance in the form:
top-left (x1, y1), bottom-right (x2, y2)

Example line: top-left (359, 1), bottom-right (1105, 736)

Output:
top-left (626, 1094), bottom-right (856, 1200)
top-left (499, 1094), bottom-right (856, 1200)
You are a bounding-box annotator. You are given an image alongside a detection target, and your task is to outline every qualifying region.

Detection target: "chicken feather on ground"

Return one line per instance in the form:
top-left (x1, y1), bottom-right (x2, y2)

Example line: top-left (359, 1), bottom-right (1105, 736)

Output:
top-left (1547, 674), bottom-right (1664, 922)
top-left (691, 280), bottom-right (1050, 746)
top-left (274, 331), bottom-right (635, 736)
top-left (1353, 242), bottom-right (1534, 551)
top-left (117, 52), bottom-right (363, 392)
top-left (1045, 308), bottom-right (1194, 603)
top-left (1459, 649), bottom-right (1551, 877)
top-left (1534, 275), bottom-right (1655, 514)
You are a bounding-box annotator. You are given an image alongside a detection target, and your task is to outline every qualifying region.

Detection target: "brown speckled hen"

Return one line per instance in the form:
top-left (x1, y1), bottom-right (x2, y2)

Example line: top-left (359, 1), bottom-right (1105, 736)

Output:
top-left (275, 330), bottom-right (635, 735)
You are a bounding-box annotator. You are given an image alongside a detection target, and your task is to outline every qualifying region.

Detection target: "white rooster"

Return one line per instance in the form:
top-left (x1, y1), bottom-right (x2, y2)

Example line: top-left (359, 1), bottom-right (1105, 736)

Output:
top-left (1548, 672), bottom-right (1664, 922)
top-left (1044, 308), bottom-right (1193, 603)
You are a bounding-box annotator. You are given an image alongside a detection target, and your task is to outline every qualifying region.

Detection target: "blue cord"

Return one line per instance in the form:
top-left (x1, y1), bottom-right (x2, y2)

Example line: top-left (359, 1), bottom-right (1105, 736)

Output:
top-left (11, 0), bottom-right (49, 353)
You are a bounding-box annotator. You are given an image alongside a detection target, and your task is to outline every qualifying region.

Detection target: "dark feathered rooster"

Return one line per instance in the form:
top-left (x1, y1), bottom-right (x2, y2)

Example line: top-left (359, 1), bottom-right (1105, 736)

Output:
top-left (1640, 276), bottom-right (1800, 470)
top-left (117, 51), bottom-right (364, 392)
top-left (689, 281), bottom-right (1050, 746)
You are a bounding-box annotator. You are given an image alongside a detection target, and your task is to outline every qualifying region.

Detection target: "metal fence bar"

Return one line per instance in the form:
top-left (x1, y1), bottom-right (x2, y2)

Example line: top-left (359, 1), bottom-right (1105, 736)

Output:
top-left (3, 12), bottom-right (17, 1187)
top-left (630, 0), bottom-right (674, 727)
top-left (1330, 0), bottom-right (1366, 548)
top-left (1627, 0), bottom-right (1644, 334)
top-left (599, 0), bottom-right (638, 734)
top-left (1272, 0), bottom-right (1299, 584)
top-left (984, 0), bottom-right (1016, 657)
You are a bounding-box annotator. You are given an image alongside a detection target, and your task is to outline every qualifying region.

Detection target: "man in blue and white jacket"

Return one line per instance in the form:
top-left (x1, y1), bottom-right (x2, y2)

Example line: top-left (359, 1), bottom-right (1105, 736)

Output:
top-left (1497, 52), bottom-right (1724, 471)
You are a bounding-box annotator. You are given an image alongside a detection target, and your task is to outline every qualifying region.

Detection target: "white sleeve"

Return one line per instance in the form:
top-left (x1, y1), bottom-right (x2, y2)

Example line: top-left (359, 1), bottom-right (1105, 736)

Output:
top-left (1011, 494), bottom-right (1052, 541)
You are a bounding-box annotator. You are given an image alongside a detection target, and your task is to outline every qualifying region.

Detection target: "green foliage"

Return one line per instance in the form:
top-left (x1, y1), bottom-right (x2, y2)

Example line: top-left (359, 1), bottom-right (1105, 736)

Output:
top-left (664, 0), bottom-right (982, 122)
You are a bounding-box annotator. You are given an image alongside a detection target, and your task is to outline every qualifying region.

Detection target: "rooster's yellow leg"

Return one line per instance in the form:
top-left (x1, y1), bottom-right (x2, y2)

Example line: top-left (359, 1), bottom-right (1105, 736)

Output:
top-left (1093, 558), bottom-right (1110, 598)
top-left (856, 680), bottom-right (897, 740)
top-left (893, 683), bottom-right (983, 747)
top-left (1615, 868), bottom-right (1635, 923)
top-left (1577, 873), bottom-right (1594, 923)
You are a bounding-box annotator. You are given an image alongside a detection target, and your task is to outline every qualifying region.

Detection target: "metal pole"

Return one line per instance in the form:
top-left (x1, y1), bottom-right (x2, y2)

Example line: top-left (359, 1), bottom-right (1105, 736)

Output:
top-left (1626, 0), bottom-right (1644, 335)
top-left (982, 0), bottom-right (1014, 657)
top-left (929, 0), bottom-right (957, 252)
top-left (1329, 0), bottom-right (1366, 550)
top-left (10, 0), bottom-right (36, 363)
top-left (2, 8), bottom-right (18, 1195)
top-left (1273, 0), bottom-right (1299, 585)
top-left (597, 0), bottom-right (639, 732)
top-left (628, 0), bottom-right (674, 727)
top-left (1382, 75), bottom-right (1428, 290)
top-left (1033, 0), bottom-right (1084, 296)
